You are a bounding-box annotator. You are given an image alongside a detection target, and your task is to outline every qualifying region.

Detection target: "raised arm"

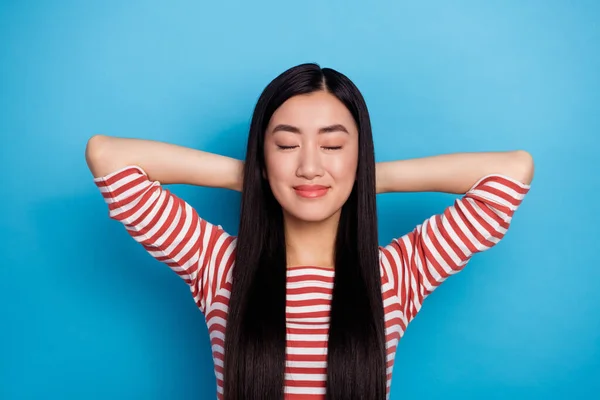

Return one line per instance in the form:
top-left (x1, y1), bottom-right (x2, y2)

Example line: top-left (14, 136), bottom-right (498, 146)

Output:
top-left (85, 134), bottom-right (244, 190)
top-left (85, 134), bottom-right (244, 313)
top-left (376, 150), bottom-right (534, 194)
top-left (377, 150), bottom-right (534, 325)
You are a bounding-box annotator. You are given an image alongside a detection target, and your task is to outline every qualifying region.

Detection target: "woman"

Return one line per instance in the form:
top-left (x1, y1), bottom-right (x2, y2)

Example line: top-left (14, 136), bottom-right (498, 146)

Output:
top-left (86, 63), bottom-right (534, 400)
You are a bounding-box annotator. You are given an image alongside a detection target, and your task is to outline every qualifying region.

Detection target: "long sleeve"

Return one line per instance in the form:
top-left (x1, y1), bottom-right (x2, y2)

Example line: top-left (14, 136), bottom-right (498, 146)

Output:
top-left (93, 165), bottom-right (237, 313)
top-left (379, 174), bottom-right (531, 325)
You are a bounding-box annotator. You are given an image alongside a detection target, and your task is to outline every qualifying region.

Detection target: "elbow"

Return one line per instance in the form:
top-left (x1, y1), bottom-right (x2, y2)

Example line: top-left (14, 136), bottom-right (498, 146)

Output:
top-left (512, 150), bottom-right (535, 186)
top-left (85, 134), bottom-right (112, 178)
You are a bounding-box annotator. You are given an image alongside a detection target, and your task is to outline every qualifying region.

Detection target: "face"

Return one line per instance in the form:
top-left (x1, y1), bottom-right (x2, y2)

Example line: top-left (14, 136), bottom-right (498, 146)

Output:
top-left (263, 91), bottom-right (359, 223)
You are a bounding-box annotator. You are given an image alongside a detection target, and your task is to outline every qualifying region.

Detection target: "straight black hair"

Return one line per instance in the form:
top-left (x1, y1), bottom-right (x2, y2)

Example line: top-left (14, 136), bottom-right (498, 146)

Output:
top-left (223, 63), bottom-right (386, 399)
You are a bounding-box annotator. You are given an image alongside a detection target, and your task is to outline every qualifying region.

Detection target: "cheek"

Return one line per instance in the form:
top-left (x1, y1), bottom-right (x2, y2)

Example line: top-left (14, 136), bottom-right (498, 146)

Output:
top-left (328, 151), bottom-right (358, 183)
top-left (264, 151), bottom-right (293, 184)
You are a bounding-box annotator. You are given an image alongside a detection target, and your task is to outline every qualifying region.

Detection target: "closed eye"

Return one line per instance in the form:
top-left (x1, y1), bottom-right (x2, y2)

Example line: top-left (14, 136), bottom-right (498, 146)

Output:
top-left (323, 146), bottom-right (342, 150)
top-left (277, 145), bottom-right (298, 150)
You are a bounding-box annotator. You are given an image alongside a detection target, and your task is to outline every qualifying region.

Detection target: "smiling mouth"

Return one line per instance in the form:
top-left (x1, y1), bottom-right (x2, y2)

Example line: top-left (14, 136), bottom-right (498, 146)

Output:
top-left (293, 185), bottom-right (329, 198)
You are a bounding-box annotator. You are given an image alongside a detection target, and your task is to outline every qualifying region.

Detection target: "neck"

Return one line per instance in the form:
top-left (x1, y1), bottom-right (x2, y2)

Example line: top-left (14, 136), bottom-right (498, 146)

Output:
top-left (283, 210), bottom-right (340, 269)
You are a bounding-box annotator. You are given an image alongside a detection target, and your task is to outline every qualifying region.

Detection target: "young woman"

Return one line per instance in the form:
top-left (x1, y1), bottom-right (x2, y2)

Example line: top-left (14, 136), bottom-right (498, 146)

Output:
top-left (86, 63), bottom-right (534, 400)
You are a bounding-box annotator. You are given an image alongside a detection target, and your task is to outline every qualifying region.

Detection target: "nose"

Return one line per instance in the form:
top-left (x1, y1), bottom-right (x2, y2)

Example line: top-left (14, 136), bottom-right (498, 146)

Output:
top-left (296, 145), bottom-right (324, 180)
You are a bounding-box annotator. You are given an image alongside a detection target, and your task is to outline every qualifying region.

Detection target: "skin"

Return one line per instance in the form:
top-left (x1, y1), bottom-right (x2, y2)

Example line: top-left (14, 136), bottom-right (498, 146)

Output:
top-left (263, 91), bottom-right (359, 268)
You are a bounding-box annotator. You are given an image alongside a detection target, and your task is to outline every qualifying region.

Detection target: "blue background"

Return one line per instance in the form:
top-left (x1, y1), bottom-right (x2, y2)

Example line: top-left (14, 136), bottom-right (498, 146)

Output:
top-left (1, 1), bottom-right (598, 399)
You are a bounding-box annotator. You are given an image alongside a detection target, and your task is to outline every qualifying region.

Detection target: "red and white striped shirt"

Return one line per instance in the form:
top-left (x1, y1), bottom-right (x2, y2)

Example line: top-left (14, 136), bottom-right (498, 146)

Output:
top-left (94, 165), bottom-right (530, 399)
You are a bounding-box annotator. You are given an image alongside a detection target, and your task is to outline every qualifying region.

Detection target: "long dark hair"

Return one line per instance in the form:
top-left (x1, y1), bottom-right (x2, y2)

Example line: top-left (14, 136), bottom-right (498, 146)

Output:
top-left (223, 63), bottom-right (386, 399)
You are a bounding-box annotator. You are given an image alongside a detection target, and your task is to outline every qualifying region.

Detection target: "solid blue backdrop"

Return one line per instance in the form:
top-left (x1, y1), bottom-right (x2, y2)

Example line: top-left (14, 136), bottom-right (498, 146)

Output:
top-left (1, 1), bottom-right (598, 399)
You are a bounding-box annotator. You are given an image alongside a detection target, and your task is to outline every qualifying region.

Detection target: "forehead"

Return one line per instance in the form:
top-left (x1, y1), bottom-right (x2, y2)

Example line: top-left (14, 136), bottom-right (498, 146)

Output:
top-left (268, 91), bottom-right (357, 133)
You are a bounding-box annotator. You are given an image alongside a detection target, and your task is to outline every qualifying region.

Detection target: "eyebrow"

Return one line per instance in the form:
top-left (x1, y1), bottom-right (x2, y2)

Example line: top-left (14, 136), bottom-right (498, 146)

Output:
top-left (271, 123), bottom-right (349, 134)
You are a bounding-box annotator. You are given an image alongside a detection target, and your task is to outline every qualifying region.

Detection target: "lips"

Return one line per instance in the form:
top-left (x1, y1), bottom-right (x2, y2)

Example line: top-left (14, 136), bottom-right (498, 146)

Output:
top-left (293, 185), bottom-right (329, 198)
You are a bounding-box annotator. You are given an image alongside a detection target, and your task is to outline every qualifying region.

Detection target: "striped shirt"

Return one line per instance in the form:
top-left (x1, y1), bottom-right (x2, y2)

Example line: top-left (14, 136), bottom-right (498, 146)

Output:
top-left (94, 165), bottom-right (530, 399)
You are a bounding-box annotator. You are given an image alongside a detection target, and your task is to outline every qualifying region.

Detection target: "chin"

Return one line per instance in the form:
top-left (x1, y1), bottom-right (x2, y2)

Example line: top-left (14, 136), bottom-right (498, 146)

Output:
top-left (283, 207), bottom-right (341, 224)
